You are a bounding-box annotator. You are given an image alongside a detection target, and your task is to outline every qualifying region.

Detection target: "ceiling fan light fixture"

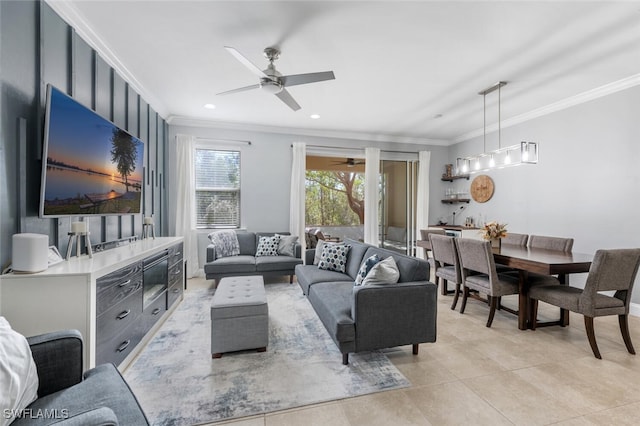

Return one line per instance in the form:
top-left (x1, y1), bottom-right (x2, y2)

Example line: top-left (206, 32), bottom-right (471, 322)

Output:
top-left (259, 78), bottom-right (283, 94)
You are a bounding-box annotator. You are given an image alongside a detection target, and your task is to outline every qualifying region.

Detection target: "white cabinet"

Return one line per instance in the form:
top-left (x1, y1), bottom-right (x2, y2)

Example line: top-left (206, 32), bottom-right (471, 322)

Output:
top-left (0, 237), bottom-right (183, 370)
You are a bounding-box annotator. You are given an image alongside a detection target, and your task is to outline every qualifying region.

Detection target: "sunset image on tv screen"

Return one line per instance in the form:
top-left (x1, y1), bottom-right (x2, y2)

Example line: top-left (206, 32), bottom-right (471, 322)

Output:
top-left (41, 86), bottom-right (145, 216)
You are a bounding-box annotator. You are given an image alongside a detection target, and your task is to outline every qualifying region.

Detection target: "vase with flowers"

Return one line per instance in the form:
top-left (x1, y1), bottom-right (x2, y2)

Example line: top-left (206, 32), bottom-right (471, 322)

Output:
top-left (480, 221), bottom-right (508, 249)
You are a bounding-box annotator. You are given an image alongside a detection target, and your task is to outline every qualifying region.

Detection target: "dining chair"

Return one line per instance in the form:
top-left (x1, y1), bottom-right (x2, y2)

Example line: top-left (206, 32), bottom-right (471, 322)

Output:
top-left (419, 229), bottom-right (445, 260)
top-left (528, 235), bottom-right (574, 252)
top-left (529, 248), bottom-right (640, 359)
top-left (455, 238), bottom-right (520, 327)
top-left (429, 234), bottom-right (462, 308)
top-left (502, 232), bottom-right (528, 246)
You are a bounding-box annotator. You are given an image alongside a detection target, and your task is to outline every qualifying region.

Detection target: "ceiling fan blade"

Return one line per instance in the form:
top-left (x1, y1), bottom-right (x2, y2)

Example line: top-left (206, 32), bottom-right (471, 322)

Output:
top-left (224, 46), bottom-right (268, 78)
top-left (275, 89), bottom-right (301, 111)
top-left (216, 84), bottom-right (261, 96)
top-left (280, 71), bottom-right (335, 87)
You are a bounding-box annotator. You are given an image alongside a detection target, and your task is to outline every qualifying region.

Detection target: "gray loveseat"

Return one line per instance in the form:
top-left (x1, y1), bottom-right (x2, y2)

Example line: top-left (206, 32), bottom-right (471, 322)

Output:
top-left (295, 239), bottom-right (437, 364)
top-left (205, 231), bottom-right (303, 283)
top-left (14, 329), bottom-right (148, 425)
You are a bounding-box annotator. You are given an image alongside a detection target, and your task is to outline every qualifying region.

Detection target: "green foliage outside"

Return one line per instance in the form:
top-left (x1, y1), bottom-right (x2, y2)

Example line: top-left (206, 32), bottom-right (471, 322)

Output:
top-left (305, 171), bottom-right (365, 226)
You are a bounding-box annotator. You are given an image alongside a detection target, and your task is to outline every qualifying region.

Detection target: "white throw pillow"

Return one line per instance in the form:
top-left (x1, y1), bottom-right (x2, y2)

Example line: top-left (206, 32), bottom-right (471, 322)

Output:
top-left (361, 256), bottom-right (400, 286)
top-left (0, 317), bottom-right (39, 426)
top-left (354, 254), bottom-right (381, 286)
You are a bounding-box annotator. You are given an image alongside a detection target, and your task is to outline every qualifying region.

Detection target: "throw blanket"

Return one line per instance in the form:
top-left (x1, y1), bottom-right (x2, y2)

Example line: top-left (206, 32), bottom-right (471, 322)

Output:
top-left (208, 231), bottom-right (240, 259)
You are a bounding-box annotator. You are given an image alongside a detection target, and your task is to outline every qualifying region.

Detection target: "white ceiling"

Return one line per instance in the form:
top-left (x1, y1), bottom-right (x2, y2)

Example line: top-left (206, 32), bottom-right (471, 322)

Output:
top-left (48, 0), bottom-right (640, 144)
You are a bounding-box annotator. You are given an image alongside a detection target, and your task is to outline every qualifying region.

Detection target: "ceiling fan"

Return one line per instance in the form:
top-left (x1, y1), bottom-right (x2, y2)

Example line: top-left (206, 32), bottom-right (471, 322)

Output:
top-left (217, 46), bottom-right (335, 111)
top-left (331, 158), bottom-right (365, 167)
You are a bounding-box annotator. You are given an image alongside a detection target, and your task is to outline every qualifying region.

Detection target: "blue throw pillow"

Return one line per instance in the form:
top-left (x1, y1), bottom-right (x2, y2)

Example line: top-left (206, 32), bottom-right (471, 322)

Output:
top-left (354, 254), bottom-right (381, 286)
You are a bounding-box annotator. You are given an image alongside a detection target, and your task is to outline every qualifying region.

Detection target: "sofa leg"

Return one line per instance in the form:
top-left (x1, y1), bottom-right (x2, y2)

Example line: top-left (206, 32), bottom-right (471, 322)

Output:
top-left (290, 275), bottom-right (294, 284)
top-left (212, 353), bottom-right (222, 359)
top-left (412, 344), bottom-right (419, 355)
top-left (342, 353), bottom-right (349, 365)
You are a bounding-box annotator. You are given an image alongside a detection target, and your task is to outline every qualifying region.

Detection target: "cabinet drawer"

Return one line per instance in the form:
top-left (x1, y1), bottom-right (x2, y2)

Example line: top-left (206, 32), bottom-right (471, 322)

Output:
top-left (168, 243), bottom-right (183, 268)
top-left (97, 262), bottom-right (143, 316)
top-left (96, 323), bottom-right (145, 367)
top-left (96, 290), bottom-right (142, 349)
top-left (167, 279), bottom-right (183, 308)
top-left (138, 291), bottom-right (167, 336)
top-left (168, 261), bottom-right (183, 288)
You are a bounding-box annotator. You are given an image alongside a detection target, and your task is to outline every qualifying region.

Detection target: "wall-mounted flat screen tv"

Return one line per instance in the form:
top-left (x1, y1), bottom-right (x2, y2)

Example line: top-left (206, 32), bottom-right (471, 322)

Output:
top-left (40, 85), bottom-right (145, 217)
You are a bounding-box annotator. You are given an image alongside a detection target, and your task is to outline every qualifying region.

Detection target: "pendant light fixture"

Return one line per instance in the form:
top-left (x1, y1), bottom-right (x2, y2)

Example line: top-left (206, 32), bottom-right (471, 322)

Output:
top-left (456, 81), bottom-right (538, 175)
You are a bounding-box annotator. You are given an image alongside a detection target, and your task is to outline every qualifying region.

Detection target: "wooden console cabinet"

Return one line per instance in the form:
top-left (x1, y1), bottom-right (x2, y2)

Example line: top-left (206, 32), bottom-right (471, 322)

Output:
top-left (0, 237), bottom-right (184, 370)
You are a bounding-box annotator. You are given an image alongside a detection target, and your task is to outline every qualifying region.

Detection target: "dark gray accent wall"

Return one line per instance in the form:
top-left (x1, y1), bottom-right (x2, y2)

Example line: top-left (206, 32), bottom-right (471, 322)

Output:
top-left (0, 0), bottom-right (168, 267)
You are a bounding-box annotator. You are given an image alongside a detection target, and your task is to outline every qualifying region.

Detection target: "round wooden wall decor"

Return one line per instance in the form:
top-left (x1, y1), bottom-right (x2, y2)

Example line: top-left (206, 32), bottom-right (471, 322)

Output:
top-left (470, 175), bottom-right (495, 203)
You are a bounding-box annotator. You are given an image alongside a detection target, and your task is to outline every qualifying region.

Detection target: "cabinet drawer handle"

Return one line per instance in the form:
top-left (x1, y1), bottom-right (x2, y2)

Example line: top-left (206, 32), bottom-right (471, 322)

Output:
top-left (116, 309), bottom-right (131, 320)
top-left (152, 308), bottom-right (161, 315)
top-left (117, 340), bottom-right (131, 352)
top-left (173, 269), bottom-right (181, 275)
top-left (118, 280), bottom-right (131, 287)
top-left (172, 288), bottom-right (179, 293)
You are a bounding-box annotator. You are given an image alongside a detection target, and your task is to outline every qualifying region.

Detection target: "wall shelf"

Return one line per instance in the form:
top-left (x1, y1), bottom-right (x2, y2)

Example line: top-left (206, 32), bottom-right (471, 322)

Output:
top-left (441, 174), bottom-right (470, 182)
top-left (441, 199), bottom-right (470, 204)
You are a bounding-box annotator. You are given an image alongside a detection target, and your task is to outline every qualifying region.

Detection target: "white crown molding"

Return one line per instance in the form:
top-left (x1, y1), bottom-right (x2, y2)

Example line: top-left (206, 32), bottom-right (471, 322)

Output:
top-left (167, 115), bottom-right (450, 146)
top-left (453, 73), bottom-right (640, 143)
top-left (44, 0), bottom-right (169, 118)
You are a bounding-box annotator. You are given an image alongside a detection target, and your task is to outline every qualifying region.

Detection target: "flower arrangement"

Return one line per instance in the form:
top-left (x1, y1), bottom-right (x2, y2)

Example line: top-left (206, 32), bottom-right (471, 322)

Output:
top-left (480, 221), bottom-right (508, 240)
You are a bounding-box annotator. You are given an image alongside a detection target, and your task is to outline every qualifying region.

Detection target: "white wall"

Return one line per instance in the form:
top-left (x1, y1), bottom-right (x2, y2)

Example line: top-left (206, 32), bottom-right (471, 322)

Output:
top-left (167, 124), bottom-right (449, 269)
top-left (449, 85), bottom-right (640, 304)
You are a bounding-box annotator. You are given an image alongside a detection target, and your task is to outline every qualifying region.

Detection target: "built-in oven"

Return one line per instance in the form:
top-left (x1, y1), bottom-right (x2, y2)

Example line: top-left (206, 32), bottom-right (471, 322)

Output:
top-left (143, 250), bottom-right (168, 309)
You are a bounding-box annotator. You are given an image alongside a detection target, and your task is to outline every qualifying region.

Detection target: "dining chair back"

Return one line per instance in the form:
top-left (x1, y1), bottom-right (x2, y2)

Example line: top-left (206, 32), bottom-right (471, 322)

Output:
top-left (429, 234), bottom-right (462, 309)
top-left (455, 238), bottom-right (519, 327)
top-left (419, 229), bottom-right (446, 259)
top-left (529, 248), bottom-right (640, 359)
top-left (528, 235), bottom-right (573, 252)
top-left (502, 232), bottom-right (528, 246)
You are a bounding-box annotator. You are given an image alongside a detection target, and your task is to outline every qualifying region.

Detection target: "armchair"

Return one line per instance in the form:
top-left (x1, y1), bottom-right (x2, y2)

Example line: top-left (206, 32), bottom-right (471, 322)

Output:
top-left (11, 330), bottom-right (149, 426)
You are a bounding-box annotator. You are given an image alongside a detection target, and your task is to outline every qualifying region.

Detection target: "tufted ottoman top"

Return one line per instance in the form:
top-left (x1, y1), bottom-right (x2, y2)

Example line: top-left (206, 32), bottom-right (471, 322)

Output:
top-left (211, 276), bottom-right (268, 319)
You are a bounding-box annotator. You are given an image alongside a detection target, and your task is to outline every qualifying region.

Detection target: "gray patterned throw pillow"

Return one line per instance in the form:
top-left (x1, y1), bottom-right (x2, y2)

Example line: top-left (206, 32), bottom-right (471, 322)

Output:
top-left (354, 254), bottom-right (381, 286)
top-left (256, 235), bottom-right (281, 257)
top-left (208, 230), bottom-right (240, 259)
top-left (318, 243), bottom-right (351, 273)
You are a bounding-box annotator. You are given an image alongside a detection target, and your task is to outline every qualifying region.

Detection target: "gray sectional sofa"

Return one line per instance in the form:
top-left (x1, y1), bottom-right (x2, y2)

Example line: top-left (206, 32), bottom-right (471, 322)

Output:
top-left (295, 239), bottom-right (437, 364)
top-left (205, 231), bottom-right (303, 283)
top-left (15, 329), bottom-right (149, 425)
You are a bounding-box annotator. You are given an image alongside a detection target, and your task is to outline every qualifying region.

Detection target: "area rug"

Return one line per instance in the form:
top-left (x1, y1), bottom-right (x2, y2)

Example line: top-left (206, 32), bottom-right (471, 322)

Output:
top-left (124, 282), bottom-right (410, 425)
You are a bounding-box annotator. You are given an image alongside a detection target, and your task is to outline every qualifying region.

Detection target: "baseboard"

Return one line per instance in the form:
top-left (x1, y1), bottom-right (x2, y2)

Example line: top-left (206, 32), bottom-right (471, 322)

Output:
top-left (630, 302), bottom-right (640, 317)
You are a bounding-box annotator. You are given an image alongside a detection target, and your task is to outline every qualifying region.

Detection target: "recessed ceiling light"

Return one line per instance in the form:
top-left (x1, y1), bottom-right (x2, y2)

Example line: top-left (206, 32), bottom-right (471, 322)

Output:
top-left (204, 103), bottom-right (216, 109)
top-left (310, 114), bottom-right (320, 119)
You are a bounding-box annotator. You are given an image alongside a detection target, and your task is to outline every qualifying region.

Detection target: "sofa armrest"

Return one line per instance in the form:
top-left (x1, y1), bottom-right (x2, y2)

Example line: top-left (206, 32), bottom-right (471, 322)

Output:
top-left (351, 281), bottom-right (437, 350)
top-left (53, 406), bottom-right (119, 426)
top-left (206, 244), bottom-right (217, 262)
top-left (304, 248), bottom-right (316, 265)
top-left (27, 329), bottom-right (84, 398)
top-left (295, 242), bottom-right (302, 259)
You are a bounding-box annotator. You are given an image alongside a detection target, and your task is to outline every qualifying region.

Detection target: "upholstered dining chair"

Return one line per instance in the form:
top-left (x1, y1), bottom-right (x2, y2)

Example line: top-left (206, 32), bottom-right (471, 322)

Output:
top-left (526, 235), bottom-right (575, 287)
top-left (455, 238), bottom-right (520, 327)
top-left (502, 232), bottom-right (529, 246)
top-left (529, 248), bottom-right (640, 359)
top-left (429, 234), bottom-right (462, 309)
top-left (528, 235), bottom-right (574, 252)
top-left (419, 229), bottom-right (446, 260)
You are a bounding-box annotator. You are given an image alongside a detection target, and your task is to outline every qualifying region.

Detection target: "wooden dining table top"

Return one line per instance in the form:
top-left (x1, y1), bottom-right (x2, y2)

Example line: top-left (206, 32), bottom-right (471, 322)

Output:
top-left (492, 243), bottom-right (593, 275)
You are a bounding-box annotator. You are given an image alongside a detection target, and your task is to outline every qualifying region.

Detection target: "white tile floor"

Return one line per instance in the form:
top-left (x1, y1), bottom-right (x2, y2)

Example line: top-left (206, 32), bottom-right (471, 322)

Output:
top-left (181, 276), bottom-right (640, 425)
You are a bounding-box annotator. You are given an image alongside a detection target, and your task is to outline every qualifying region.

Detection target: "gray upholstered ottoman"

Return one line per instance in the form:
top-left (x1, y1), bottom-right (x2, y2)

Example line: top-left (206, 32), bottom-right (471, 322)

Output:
top-left (211, 276), bottom-right (268, 358)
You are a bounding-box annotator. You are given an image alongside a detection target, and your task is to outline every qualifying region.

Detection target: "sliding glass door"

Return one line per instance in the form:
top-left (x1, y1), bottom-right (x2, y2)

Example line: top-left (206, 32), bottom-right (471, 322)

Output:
top-left (379, 160), bottom-right (418, 256)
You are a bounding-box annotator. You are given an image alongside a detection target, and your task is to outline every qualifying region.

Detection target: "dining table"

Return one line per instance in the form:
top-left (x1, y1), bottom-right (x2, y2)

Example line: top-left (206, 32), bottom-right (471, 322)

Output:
top-left (492, 243), bottom-right (593, 330)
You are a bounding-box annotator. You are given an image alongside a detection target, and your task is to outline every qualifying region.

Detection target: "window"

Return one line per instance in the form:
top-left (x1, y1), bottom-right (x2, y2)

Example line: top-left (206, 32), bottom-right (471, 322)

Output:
top-left (195, 149), bottom-right (240, 228)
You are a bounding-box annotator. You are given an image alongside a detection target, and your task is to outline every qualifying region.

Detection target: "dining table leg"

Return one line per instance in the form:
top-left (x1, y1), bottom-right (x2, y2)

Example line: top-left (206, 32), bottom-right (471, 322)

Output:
top-left (518, 270), bottom-right (529, 330)
top-left (558, 273), bottom-right (570, 326)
